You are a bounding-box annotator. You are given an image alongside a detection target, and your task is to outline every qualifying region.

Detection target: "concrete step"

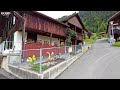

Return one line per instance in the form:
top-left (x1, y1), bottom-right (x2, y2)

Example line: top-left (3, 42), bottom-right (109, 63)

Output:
top-left (0, 54), bottom-right (3, 68)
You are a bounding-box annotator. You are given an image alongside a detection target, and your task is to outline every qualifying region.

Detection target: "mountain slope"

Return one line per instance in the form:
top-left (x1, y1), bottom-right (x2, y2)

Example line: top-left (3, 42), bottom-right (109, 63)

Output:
top-left (78, 11), bottom-right (117, 33)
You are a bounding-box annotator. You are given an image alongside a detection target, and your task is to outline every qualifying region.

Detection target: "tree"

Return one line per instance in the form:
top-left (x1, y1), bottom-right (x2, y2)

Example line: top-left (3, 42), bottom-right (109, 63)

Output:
top-left (87, 32), bottom-right (93, 39)
top-left (99, 22), bottom-right (107, 32)
top-left (78, 11), bottom-right (117, 33)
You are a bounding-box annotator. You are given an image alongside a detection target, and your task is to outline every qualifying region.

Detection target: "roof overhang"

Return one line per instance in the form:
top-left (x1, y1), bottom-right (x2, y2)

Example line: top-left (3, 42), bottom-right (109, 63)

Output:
top-left (108, 11), bottom-right (120, 22)
top-left (31, 11), bottom-right (69, 27)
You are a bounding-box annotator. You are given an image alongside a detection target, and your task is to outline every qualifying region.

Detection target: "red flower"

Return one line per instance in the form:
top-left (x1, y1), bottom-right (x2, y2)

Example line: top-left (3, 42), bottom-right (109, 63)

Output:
top-left (44, 40), bottom-right (48, 42)
top-left (26, 38), bottom-right (32, 40)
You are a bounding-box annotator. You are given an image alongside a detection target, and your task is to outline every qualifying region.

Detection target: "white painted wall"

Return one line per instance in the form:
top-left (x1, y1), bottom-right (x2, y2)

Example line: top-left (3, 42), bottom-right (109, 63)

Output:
top-left (37, 34), bottom-right (60, 45)
top-left (37, 35), bottom-right (50, 43)
top-left (51, 37), bottom-right (60, 44)
top-left (13, 32), bottom-right (60, 51)
top-left (13, 31), bottom-right (22, 50)
top-left (13, 31), bottom-right (27, 51)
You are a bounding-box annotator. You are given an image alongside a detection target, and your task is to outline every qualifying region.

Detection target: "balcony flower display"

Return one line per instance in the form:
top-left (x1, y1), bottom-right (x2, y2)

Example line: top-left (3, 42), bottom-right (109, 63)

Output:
top-left (36, 40), bottom-right (42, 45)
top-left (26, 38), bottom-right (34, 43)
top-left (44, 40), bottom-right (49, 45)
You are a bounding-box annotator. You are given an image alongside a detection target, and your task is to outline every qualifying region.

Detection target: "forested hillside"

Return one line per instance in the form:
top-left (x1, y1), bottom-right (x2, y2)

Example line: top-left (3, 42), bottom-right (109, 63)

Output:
top-left (79, 11), bottom-right (117, 33)
top-left (58, 11), bottom-right (118, 33)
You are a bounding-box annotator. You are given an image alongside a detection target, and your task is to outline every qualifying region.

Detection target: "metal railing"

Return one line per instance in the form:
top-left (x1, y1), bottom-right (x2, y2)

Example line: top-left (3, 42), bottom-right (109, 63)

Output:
top-left (8, 44), bottom-right (84, 73)
top-left (0, 41), bottom-right (23, 54)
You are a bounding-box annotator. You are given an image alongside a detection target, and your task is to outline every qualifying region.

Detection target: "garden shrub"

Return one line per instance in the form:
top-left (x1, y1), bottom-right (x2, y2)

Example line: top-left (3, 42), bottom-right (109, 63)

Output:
top-left (112, 42), bottom-right (120, 47)
top-left (32, 64), bottom-right (49, 72)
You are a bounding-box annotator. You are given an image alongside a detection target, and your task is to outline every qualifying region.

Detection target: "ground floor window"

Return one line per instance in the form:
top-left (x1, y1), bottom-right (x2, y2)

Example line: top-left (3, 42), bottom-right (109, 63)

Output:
top-left (27, 32), bottom-right (37, 43)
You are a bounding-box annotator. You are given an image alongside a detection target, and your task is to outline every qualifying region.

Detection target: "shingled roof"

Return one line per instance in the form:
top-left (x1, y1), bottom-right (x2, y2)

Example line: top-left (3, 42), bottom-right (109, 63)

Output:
top-left (58, 12), bottom-right (78, 22)
top-left (58, 13), bottom-right (86, 30)
top-left (23, 11), bottom-right (69, 27)
top-left (108, 11), bottom-right (120, 22)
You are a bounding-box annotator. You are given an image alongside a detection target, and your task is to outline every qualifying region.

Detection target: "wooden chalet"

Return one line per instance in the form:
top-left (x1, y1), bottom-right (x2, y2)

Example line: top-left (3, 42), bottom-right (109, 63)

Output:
top-left (0, 11), bottom-right (72, 60)
top-left (59, 13), bottom-right (86, 45)
top-left (107, 11), bottom-right (120, 41)
top-left (0, 11), bottom-right (88, 65)
top-left (0, 11), bottom-right (88, 58)
top-left (0, 11), bottom-right (68, 52)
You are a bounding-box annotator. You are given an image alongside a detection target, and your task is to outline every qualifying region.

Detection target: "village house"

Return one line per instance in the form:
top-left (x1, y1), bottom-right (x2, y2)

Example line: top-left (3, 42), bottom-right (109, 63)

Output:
top-left (59, 13), bottom-right (87, 45)
top-left (0, 11), bottom-right (68, 52)
top-left (107, 11), bottom-right (120, 42)
top-left (0, 11), bottom-right (87, 67)
top-left (0, 12), bottom-right (92, 79)
top-left (0, 11), bottom-right (69, 66)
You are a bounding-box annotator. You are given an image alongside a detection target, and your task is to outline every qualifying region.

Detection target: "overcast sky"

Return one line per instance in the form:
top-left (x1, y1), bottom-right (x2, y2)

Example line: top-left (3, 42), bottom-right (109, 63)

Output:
top-left (38, 11), bottom-right (79, 19)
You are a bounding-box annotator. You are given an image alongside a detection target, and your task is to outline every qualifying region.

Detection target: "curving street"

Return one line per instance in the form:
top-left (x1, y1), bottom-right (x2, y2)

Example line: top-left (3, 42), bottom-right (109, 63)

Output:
top-left (57, 39), bottom-right (120, 79)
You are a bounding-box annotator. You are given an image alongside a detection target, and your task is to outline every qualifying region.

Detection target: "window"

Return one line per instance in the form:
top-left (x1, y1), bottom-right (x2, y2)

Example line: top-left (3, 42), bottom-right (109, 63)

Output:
top-left (27, 32), bottom-right (37, 42)
top-left (13, 16), bottom-right (15, 25)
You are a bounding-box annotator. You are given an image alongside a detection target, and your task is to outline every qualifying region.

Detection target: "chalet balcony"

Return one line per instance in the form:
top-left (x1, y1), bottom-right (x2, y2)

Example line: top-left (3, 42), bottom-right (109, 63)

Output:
top-left (113, 26), bottom-right (120, 30)
top-left (24, 12), bottom-right (67, 37)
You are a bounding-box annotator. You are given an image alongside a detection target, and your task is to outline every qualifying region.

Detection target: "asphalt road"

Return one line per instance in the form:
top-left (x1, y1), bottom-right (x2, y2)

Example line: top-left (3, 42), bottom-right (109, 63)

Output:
top-left (0, 69), bottom-right (18, 79)
top-left (57, 39), bottom-right (120, 79)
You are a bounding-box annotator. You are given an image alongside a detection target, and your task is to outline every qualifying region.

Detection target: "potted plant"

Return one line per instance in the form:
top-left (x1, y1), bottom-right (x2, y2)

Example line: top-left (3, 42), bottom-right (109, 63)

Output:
top-left (44, 40), bottom-right (49, 45)
top-left (36, 40), bottom-right (42, 45)
top-left (67, 28), bottom-right (77, 39)
top-left (26, 38), bottom-right (34, 44)
top-left (66, 39), bottom-right (72, 46)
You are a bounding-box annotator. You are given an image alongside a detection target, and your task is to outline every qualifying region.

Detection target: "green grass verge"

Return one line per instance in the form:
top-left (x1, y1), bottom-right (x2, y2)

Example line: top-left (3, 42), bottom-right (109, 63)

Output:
top-left (85, 38), bottom-right (95, 44)
top-left (112, 42), bottom-right (120, 47)
top-left (85, 33), bottom-right (97, 44)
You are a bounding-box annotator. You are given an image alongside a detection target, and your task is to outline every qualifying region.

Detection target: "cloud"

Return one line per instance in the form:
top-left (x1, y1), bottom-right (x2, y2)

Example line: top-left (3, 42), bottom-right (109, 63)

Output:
top-left (38, 11), bottom-right (79, 19)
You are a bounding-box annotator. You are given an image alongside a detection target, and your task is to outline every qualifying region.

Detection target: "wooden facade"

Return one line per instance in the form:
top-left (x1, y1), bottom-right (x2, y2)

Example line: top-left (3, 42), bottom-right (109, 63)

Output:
top-left (25, 13), bottom-right (66, 37)
top-left (0, 11), bottom-right (68, 41)
top-left (107, 11), bottom-right (120, 41)
top-left (20, 12), bottom-right (68, 39)
top-left (60, 13), bottom-right (86, 45)
top-left (0, 11), bottom-right (87, 49)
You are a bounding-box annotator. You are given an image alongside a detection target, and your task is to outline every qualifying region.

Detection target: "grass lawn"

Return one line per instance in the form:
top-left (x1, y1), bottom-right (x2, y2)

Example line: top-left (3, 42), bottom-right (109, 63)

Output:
top-left (85, 38), bottom-right (95, 44)
top-left (112, 42), bottom-right (120, 47)
top-left (85, 33), bottom-right (97, 44)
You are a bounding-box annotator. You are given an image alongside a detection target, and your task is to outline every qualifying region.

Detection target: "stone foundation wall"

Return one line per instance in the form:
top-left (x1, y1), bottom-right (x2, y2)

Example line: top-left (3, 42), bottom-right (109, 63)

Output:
top-left (7, 45), bottom-right (90, 79)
